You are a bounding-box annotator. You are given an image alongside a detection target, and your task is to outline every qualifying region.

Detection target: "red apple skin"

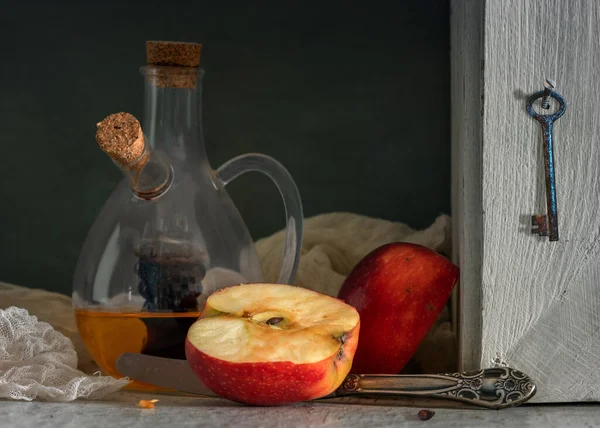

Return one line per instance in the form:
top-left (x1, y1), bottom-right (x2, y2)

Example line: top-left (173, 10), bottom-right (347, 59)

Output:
top-left (337, 242), bottom-right (459, 374)
top-left (184, 321), bottom-right (359, 406)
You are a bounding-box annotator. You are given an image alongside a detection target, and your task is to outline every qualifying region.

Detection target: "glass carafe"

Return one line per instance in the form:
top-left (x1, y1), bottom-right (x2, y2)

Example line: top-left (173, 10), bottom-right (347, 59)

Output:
top-left (72, 41), bottom-right (303, 389)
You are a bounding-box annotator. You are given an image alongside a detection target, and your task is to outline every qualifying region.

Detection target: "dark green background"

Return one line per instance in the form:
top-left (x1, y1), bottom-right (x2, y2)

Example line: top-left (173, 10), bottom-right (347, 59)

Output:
top-left (0, 2), bottom-right (450, 296)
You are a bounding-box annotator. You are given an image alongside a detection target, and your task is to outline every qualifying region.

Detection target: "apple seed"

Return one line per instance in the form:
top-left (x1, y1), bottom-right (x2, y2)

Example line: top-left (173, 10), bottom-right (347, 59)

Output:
top-left (265, 317), bottom-right (284, 325)
top-left (336, 334), bottom-right (348, 360)
top-left (417, 409), bottom-right (435, 421)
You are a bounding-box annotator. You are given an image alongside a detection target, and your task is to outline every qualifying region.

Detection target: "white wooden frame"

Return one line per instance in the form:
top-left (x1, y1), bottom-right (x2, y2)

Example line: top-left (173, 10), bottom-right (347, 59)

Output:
top-left (451, 0), bottom-right (484, 373)
top-left (451, 0), bottom-right (600, 403)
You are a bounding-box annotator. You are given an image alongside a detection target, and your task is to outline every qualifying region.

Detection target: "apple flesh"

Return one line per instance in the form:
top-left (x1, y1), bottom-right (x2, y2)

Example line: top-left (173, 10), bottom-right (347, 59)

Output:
top-left (337, 242), bottom-right (459, 374)
top-left (185, 283), bottom-right (360, 406)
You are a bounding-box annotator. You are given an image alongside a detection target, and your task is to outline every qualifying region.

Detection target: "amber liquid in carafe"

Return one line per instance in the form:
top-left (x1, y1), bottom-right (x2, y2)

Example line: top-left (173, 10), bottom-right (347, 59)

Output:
top-left (76, 246), bottom-right (206, 391)
top-left (75, 309), bottom-right (201, 391)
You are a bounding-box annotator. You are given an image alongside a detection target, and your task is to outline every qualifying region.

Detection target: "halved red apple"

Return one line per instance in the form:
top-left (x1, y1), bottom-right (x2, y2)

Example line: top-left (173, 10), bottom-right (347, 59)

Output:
top-left (185, 283), bottom-right (360, 406)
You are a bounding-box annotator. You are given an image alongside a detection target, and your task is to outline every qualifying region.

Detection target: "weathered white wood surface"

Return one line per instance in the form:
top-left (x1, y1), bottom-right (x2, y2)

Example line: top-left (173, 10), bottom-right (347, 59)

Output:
top-left (476, 0), bottom-right (600, 402)
top-left (450, 0), bottom-right (484, 372)
top-left (2, 391), bottom-right (600, 428)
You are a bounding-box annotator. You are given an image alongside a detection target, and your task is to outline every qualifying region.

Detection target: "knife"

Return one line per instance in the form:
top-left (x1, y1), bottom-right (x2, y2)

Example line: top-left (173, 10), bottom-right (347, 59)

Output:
top-left (116, 353), bottom-right (535, 409)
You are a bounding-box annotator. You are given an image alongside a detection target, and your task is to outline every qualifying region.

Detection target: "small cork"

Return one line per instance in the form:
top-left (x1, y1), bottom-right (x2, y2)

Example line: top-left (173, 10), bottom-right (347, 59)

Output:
top-left (96, 112), bottom-right (147, 168)
top-left (145, 41), bottom-right (202, 89)
top-left (146, 41), bottom-right (202, 67)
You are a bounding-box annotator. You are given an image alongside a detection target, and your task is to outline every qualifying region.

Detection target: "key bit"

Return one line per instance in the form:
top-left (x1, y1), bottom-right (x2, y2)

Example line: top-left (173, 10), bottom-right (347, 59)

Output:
top-left (531, 215), bottom-right (549, 236)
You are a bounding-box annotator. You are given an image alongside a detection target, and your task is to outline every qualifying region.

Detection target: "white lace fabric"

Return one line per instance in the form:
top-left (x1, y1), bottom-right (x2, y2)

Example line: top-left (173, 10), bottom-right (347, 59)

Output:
top-left (0, 307), bottom-right (128, 402)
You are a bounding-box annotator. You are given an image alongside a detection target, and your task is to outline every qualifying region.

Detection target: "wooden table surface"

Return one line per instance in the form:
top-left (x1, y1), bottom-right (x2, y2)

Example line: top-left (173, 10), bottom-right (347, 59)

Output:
top-left (2, 390), bottom-right (599, 427)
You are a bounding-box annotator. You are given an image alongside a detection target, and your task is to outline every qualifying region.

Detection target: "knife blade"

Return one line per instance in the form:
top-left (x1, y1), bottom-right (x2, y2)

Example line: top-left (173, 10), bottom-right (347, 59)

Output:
top-left (116, 353), bottom-right (536, 409)
top-left (116, 353), bottom-right (217, 396)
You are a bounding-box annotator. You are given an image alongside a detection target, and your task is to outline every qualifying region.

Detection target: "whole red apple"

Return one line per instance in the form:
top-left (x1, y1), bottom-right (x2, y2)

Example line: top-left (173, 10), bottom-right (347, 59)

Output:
top-left (337, 242), bottom-right (459, 374)
top-left (185, 283), bottom-right (360, 406)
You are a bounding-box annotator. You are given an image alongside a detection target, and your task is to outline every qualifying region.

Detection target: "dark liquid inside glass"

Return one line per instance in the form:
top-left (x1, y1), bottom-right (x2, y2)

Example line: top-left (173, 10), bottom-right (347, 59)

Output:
top-left (138, 314), bottom-right (200, 360)
top-left (133, 241), bottom-right (206, 359)
top-left (136, 255), bottom-right (204, 312)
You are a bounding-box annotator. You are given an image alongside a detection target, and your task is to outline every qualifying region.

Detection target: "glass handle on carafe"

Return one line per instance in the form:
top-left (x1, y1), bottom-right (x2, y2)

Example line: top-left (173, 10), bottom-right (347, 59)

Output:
top-left (215, 154), bottom-right (303, 285)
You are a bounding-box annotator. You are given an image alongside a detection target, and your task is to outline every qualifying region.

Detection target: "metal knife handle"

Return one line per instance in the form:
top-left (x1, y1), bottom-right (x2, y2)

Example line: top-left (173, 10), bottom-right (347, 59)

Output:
top-left (335, 367), bottom-right (536, 409)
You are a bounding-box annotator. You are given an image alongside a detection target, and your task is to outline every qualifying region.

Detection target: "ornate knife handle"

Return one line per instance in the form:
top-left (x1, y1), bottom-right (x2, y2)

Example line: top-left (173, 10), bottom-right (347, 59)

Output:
top-left (335, 367), bottom-right (536, 409)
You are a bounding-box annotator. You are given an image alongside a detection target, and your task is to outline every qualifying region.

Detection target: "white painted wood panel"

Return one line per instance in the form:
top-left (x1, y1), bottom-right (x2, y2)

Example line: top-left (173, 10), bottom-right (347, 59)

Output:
top-left (450, 0), bottom-right (484, 372)
top-left (478, 0), bottom-right (600, 402)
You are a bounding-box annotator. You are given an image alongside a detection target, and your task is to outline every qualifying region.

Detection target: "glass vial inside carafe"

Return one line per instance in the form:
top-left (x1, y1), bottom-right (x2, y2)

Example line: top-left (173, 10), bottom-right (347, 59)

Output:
top-left (135, 237), bottom-right (207, 312)
top-left (76, 108), bottom-right (209, 389)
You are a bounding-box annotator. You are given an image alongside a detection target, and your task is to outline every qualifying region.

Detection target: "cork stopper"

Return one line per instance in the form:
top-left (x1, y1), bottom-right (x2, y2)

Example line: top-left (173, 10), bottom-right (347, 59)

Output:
top-left (96, 112), bottom-right (147, 168)
top-left (146, 41), bottom-right (202, 67)
top-left (145, 41), bottom-right (202, 89)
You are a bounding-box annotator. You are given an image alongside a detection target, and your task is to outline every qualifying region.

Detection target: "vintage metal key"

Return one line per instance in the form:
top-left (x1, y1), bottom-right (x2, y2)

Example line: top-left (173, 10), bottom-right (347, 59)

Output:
top-left (526, 80), bottom-right (567, 241)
